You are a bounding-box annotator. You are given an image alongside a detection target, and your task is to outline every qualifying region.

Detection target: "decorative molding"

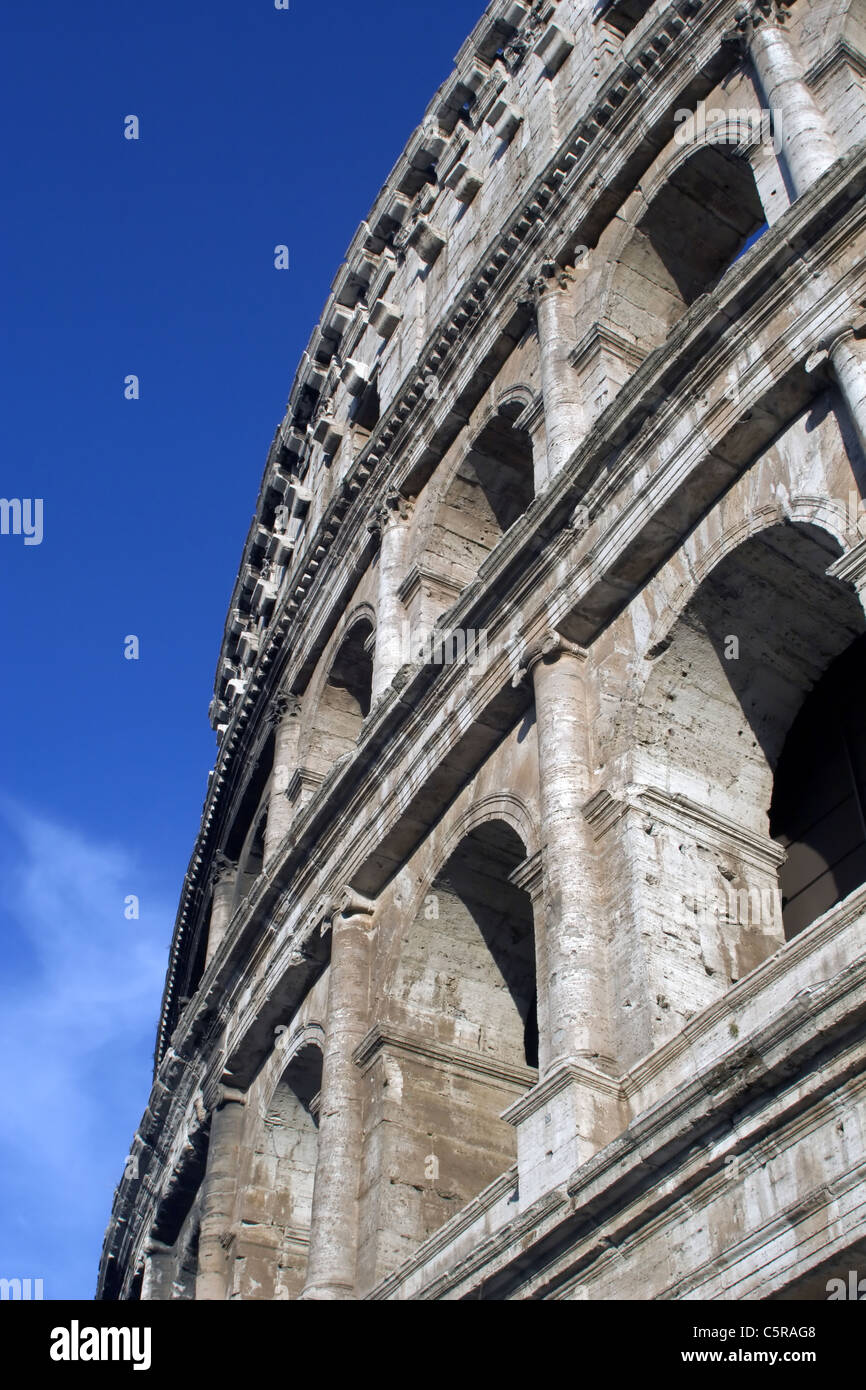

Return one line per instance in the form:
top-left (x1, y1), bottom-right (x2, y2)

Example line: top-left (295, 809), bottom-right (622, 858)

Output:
top-left (619, 786), bottom-right (788, 874)
top-left (376, 489), bottom-right (414, 530)
top-left (804, 37), bottom-right (866, 89)
top-left (569, 320), bottom-right (644, 376)
top-left (369, 298), bottom-right (403, 340)
top-left (512, 628), bottom-right (587, 686)
top-left (722, 0), bottom-right (793, 52)
top-left (534, 23), bottom-right (573, 77)
top-left (201, 1079), bottom-right (246, 1115)
top-left (266, 693), bottom-right (301, 729)
top-left (513, 389), bottom-right (545, 435)
top-left (486, 97), bottom-right (524, 144)
top-left (581, 788), bottom-right (628, 840)
top-left (325, 885), bottom-right (376, 932)
top-left (502, 1059), bottom-right (623, 1127)
top-left (354, 1022), bottom-right (537, 1087)
top-left (444, 161), bottom-right (484, 205)
top-left (828, 537), bottom-right (866, 590)
top-left (508, 849), bottom-right (543, 900)
top-left (408, 219), bottom-right (447, 265)
top-left (396, 560), bottom-right (463, 608)
top-left (287, 767), bottom-right (325, 805)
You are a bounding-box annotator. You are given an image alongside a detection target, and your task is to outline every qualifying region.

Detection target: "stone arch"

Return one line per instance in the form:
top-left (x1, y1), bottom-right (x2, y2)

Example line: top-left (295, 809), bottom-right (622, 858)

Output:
top-left (606, 517), bottom-right (865, 1061)
top-left (431, 793), bottom-right (540, 883)
top-left (299, 611), bottom-right (375, 793)
top-left (598, 140), bottom-right (768, 360)
top-left (484, 381), bottom-right (535, 422)
top-left (636, 519), bottom-right (862, 825)
top-left (366, 816), bottom-right (537, 1283)
top-left (231, 1040), bottom-right (324, 1300)
top-left (641, 496), bottom-right (855, 667)
top-left (407, 403), bottom-right (535, 638)
top-left (390, 818), bottom-right (537, 1059)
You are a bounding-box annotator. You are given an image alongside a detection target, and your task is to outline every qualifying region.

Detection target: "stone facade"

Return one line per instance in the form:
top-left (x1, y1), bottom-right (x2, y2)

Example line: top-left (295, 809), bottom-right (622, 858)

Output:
top-left (98, 0), bottom-right (866, 1301)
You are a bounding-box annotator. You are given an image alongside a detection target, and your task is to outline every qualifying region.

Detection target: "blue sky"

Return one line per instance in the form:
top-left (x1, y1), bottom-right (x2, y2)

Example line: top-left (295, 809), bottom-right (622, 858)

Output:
top-left (0, 0), bottom-right (485, 1300)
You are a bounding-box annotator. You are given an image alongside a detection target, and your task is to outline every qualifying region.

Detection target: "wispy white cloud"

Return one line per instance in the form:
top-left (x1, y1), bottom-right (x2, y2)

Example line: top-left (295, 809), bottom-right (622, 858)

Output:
top-left (0, 802), bottom-right (173, 1296)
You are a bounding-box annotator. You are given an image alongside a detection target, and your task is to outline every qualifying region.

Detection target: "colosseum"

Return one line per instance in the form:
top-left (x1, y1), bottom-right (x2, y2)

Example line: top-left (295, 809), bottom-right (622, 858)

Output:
top-left (99, 0), bottom-right (866, 1301)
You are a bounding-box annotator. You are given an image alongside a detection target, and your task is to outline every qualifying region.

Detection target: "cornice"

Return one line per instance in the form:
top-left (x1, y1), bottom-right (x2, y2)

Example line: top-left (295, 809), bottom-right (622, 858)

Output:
top-left (804, 36), bottom-right (866, 89)
top-left (582, 785), bottom-right (788, 873)
top-left (354, 1022), bottom-right (538, 1088)
top-left (502, 1059), bottom-right (624, 1127)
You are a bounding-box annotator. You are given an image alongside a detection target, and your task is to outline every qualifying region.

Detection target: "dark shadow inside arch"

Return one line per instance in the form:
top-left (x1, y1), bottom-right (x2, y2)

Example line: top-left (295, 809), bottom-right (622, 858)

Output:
top-left (327, 617), bottom-right (374, 719)
top-left (641, 521), bottom-right (866, 949)
top-left (425, 403), bottom-right (534, 597)
top-left (427, 819), bottom-right (537, 1067)
top-left (305, 617), bottom-right (375, 783)
top-left (771, 633), bottom-right (866, 938)
top-left (639, 144), bottom-right (766, 305)
top-left (608, 143), bottom-right (767, 357)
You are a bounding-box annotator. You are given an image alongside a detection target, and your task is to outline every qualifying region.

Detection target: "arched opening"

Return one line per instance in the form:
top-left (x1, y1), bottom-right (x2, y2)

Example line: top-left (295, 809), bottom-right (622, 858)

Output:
top-left (393, 821), bottom-right (537, 1061)
top-left (771, 634), bottom-right (866, 939)
top-left (414, 404), bottom-right (534, 638)
top-left (364, 819), bottom-right (537, 1283)
top-left (607, 143), bottom-right (767, 358)
top-left (622, 521), bottom-right (865, 1054)
top-left (305, 617), bottom-right (374, 784)
top-left (232, 807), bottom-right (267, 913)
top-left (232, 1044), bottom-right (323, 1300)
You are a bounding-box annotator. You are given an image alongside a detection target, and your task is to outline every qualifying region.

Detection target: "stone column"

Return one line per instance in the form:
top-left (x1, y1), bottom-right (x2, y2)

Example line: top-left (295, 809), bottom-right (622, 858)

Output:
top-left (504, 634), bottom-right (620, 1202)
top-left (532, 264), bottom-right (584, 484)
top-left (828, 329), bottom-right (866, 460)
top-left (195, 1083), bottom-right (246, 1301)
top-left (730, 1), bottom-right (837, 197)
top-left (205, 854), bottom-right (238, 967)
top-left (806, 321), bottom-right (866, 480)
top-left (141, 1239), bottom-right (174, 1301)
top-left (263, 694), bottom-right (302, 867)
top-left (371, 493), bottom-right (413, 701)
top-left (302, 889), bottom-right (376, 1300)
top-left (522, 633), bottom-right (609, 1076)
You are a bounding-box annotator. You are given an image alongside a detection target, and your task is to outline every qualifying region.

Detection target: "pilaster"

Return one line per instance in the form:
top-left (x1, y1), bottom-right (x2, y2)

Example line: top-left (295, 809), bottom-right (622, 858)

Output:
top-left (195, 1082), bottom-right (247, 1301)
top-left (205, 854), bottom-right (238, 967)
top-left (529, 264), bottom-right (584, 486)
top-left (302, 888), bottom-right (377, 1300)
top-left (263, 693), bottom-right (302, 867)
top-left (727, 0), bottom-right (838, 196)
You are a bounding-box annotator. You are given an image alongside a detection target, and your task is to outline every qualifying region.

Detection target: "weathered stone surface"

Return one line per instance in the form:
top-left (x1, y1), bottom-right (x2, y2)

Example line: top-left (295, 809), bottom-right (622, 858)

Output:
top-left (98, 0), bottom-right (866, 1302)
